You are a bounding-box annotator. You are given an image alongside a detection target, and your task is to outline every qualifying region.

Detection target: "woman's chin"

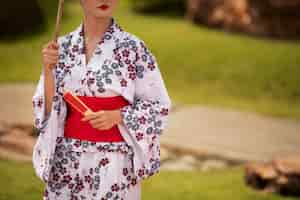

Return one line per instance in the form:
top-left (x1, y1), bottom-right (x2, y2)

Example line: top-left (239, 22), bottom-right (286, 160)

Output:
top-left (93, 13), bottom-right (112, 19)
top-left (93, 9), bottom-right (112, 17)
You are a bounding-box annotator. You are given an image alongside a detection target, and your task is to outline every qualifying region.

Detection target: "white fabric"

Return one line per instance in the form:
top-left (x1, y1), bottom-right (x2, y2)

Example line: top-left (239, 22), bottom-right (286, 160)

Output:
top-left (42, 137), bottom-right (141, 199)
top-left (32, 17), bottom-right (171, 199)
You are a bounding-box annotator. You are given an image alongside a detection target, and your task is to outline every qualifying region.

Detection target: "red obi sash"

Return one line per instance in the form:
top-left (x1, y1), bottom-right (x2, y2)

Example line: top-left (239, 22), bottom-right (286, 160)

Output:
top-left (64, 95), bottom-right (129, 142)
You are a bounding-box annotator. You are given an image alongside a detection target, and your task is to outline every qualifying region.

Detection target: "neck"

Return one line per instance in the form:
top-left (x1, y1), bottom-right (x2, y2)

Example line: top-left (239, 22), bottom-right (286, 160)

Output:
top-left (82, 16), bottom-right (112, 40)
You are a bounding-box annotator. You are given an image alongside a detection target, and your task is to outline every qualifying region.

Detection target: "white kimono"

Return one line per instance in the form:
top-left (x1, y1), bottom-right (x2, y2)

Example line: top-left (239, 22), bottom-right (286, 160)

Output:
top-left (31, 17), bottom-right (172, 199)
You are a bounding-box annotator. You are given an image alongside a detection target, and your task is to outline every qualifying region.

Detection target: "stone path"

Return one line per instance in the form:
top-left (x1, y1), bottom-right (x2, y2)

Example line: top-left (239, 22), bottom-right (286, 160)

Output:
top-left (0, 83), bottom-right (36, 125)
top-left (1, 83), bottom-right (300, 163)
top-left (161, 105), bottom-right (300, 162)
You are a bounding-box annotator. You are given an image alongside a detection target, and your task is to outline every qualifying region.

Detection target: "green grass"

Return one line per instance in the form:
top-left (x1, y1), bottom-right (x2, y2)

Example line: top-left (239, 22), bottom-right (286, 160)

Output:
top-left (1, 158), bottom-right (299, 200)
top-left (0, 1), bottom-right (299, 119)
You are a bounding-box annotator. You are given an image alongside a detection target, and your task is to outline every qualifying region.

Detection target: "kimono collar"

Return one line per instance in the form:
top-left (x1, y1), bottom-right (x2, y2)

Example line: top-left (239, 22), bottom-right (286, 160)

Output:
top-left (71, 17), bottom-right (123, 55)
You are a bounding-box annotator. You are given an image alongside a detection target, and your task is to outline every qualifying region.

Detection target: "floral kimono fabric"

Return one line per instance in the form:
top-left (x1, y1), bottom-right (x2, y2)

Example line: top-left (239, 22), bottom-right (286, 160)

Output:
top-left (32, 17), bottom-right (172, 200)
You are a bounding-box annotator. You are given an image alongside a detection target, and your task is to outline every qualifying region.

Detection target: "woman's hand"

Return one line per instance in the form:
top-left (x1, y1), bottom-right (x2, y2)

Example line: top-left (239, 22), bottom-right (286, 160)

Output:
top-left (42, 40), bottom-right (59, 71)
top-left (81, 109), bottom-right (123, 130)
top-left (42, 40), bottom-right (58, 115)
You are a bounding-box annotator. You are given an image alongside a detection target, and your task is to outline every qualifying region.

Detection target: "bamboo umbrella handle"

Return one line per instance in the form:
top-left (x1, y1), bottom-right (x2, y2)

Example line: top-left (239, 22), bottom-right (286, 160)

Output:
top-left (53, 0), bottom-right (65, 42)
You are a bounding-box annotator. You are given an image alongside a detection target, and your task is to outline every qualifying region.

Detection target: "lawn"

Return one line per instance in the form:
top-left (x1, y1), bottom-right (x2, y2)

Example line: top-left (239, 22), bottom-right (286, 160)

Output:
top-left (0, 1), bottom-right (299, 119)
top-left (1, 158), bottom-right (299, 200)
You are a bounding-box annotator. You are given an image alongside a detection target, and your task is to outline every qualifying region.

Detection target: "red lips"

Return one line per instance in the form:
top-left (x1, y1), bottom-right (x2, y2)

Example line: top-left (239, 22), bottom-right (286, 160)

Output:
top-left (98, 5), bottom-right (109, 10)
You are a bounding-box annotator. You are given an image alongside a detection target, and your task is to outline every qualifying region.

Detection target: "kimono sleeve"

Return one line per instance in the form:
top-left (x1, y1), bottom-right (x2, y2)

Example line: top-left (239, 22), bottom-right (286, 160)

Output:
top-left (32, 68), bottom-right (55, 134)
top-left (119, 39), bottom-right (172, 180)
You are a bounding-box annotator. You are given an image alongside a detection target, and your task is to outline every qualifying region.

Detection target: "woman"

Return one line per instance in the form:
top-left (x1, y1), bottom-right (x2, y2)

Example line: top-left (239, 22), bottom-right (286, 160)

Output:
top-left (32, 0), bottom-right (171, 199)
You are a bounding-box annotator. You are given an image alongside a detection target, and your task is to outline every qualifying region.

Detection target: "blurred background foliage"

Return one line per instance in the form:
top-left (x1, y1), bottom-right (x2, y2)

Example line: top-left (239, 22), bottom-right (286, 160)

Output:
top-left (0, 0), bottom-right (71, 39)
top-left (128, 0), bottom-right (185, 17)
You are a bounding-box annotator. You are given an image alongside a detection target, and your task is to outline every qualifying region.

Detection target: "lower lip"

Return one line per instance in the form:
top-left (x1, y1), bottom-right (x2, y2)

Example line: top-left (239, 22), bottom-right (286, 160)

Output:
top-left (98, 5), bottom-right (109, 10)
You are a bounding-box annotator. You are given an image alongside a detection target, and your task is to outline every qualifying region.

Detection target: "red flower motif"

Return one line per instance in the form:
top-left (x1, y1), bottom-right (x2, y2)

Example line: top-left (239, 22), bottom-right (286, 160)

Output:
top-left (138, 116), bottom-right (146, 124)
top-left (75, 180), bottom-right (84, 191)
top-left (63, 175), bottom-right (72, 183)
top-left (59, 167), bottom-right (67, 174)
top-left (111, 183), bottom-right (120, 191)
top-left (68, 183), bottom-right (75, 189)
top-left (125, 59), bottom-right (131, 64)
top-left (99, 158), bottom-right (109, 166)
top-left (122, 49), bottom-right (130, 57)
top-left (53, 173), bottom-right (60, 181)
top-left (115, 54), bottom-right (121, 61)
top-left (147, 62), bottom-right (156, 71)
top-left (160, 108), bottom-right (169, 116)
top-left (131, 177), bottom-right (137, 186)
top-left (136, 132), bottom-right (144, 141)
top-left (84, 175), bottom-right (92, 183)
top-left (123, 168), bottom-right (128, 176)
top-left (120, 79), bottom-right (127, 87)
top-left (127, 64), bottom-right (135, 72)
top-left (138, 169), bottom-right (145, 177)
top-left (129, 73), bottom-right (136, 80)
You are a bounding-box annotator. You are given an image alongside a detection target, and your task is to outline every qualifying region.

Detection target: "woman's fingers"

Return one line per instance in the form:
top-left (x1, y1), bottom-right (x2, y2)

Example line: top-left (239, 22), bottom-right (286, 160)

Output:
top-left (44, 54), bottom-right (59, 60)
top-left (81, 111), bottom-right (112, 129)
top-left (81, 113), bottom-right (98, 122)
top-left (42, 40), bottom-right (59, 70)
top-left (44, 56), bottom-right (59, 63)
top-left (88, 116), bottom-right (106, 125)
top-left (43, 49), bottom-right (59, 56)
top-left (94, 122), bottom-right (107, 129)
top-left (44, 58), bottom-right (58, 66)
top-left (82, 111), bottom-right (104, 121)
top-left (43, 41), bottom-right (58, 50)
top-left (42, 45), bottom-right (59, 54)
top-left (95, 122), bottom-right (112, 130)
top-left (48, 40), bottom-right (58, 47)
top-left (51, 43), bottom-right (59, 49)
top-left (44, 53), bottom-right (59, 58)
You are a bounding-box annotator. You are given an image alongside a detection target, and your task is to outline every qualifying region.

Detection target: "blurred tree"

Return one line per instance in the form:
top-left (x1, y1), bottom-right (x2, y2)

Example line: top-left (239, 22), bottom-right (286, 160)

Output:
top-left (185, 0), bottom-right (300, 39)
top-left (129, 0), bottom-right (185, 17)
top-left (129, 0), bottom-right (300, 39)
top-left (0, 0), bottom-right (58, 39)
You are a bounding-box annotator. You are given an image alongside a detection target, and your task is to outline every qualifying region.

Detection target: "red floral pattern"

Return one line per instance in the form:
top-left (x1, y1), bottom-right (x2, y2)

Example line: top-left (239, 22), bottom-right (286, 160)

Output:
top-left (32, 17), bottom-right (171, 200)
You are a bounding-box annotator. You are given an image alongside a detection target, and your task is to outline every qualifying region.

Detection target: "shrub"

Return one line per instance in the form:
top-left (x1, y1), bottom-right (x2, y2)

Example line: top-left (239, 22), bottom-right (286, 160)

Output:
top-left (0, 0), bottom-right (60, 38)
top-left (128, 0), bottom-right (185, 16)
